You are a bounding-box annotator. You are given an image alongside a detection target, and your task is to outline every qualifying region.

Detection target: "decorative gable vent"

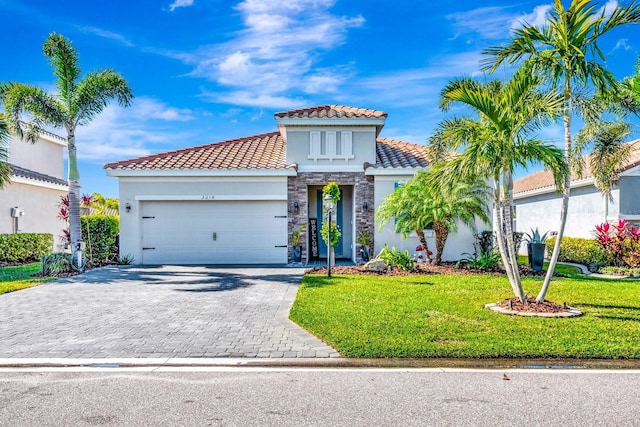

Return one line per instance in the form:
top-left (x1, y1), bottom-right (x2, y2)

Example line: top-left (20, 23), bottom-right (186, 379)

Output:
top-left (308, 131), bottom-right (355, 162)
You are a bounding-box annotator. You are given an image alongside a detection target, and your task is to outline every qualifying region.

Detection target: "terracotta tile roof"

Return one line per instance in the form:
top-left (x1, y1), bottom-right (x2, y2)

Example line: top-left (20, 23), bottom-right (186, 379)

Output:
top-left (104, 130), bottom-right (430, 172)
top-left (513, 139), bottom-right (640, 195)
top-left (10, 164), bottom-right (68, 186)
top-left (274, 105), bottom-right (387, 119)
top-left (104, 131), bottom-right (287, 170)
top-left (374, 138), bottom-right (430, 168)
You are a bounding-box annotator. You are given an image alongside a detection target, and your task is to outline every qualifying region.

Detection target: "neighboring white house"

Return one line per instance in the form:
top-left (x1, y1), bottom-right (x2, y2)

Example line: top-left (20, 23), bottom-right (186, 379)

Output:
top-left (513, 139), bottom-right (640, 241)
top-left (105, 105), bottom-right (481, 265)
top-left (0, 129), bottom-right (69, 247)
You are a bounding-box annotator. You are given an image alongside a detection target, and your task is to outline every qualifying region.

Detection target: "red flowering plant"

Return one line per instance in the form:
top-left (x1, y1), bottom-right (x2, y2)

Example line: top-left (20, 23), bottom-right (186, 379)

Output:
top-left (594, 219), bottom-right (640, 267)
top-left (57, 194), bottom-right (96, 245)
top-left (413, 245), bottom-right (433, 263)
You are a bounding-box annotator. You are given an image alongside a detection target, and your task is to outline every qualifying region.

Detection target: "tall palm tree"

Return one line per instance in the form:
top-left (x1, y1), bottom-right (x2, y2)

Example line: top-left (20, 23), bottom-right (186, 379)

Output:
top-left (482, 0), bottom-right (640, 302)
top-left (573, 121), bottom-right (633, 221)
top-left (376, 169), bottom-right (491, 265)
top-left (430, 67), bottom-right (567, 302)
top-left (1, 33), bottom-right (133, 265)
top-left (0, 115), bottom-right (10, 188)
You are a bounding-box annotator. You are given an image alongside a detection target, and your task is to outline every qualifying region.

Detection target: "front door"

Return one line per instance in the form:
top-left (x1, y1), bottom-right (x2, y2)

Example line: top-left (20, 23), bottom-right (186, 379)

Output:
top-left (316, 189), bottom-right (343, 258)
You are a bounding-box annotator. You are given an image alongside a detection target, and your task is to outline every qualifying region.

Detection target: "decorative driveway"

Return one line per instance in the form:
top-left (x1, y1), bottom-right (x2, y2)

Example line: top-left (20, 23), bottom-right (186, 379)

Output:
top-left (0, 266), bottom-right (340, 359)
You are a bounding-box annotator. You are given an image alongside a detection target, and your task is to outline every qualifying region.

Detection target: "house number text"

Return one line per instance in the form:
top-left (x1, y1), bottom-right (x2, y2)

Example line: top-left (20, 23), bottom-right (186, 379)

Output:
top-left (202, 195), bottom-right (215, 200)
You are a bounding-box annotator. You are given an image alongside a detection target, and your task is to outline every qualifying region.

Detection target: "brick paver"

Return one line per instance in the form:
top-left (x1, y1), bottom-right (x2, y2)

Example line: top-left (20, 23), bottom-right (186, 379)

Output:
top-left (0, 266), bottom-right (340, 359)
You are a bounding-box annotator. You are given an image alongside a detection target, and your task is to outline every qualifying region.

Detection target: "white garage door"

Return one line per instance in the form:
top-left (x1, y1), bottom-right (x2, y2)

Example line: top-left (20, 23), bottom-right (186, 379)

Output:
top-left (140, 200), bottom-right (288, 265)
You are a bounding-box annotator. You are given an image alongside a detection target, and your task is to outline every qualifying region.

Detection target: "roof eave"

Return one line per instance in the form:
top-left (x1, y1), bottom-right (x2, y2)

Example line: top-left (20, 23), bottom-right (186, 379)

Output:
top-left (105, 167), bottom-right (297, 178)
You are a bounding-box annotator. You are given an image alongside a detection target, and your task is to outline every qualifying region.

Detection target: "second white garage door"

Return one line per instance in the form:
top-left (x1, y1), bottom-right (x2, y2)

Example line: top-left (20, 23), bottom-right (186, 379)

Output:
top-left (140, 200), bottom-right (288, 265)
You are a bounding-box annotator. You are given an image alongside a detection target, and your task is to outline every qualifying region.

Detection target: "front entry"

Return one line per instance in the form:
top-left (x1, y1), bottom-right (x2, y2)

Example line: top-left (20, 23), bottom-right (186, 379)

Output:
top-left (316, 189), bottom-right (343, 258)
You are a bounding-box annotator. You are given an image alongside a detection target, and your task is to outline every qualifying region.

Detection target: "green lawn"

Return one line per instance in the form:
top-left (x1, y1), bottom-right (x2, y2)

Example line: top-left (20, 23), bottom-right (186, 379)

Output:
top-left (0, 263), bottom-right (53, 294)
top-left (290, 273), bottom-right (640, 358)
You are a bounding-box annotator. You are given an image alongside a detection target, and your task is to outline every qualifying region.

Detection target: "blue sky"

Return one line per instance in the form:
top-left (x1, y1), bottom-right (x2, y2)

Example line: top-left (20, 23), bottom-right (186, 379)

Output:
top-left (1, 0), bottom-right (639, 197)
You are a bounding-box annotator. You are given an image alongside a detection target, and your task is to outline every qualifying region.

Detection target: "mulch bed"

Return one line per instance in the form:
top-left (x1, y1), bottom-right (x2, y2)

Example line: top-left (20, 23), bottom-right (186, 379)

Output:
top-left (305, 262), bottom-right (562, 278)
top-left (496, 296), bottom-right (568, 313)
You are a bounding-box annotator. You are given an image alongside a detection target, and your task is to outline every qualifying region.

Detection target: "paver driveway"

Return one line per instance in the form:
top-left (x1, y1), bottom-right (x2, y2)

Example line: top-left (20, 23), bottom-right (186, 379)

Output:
top-left (0, 266), bottom-right (339, 359)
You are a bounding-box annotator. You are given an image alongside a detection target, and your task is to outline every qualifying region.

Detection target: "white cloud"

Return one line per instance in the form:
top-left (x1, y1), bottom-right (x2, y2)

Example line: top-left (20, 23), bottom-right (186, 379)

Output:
top-left (169, 0), bottom-right (194, 12)
top-left (611, 38), bottom-right (631, 52)
top-left (179, 0), bottom-right (363, 108)
top-left (77, 26), bottom-right (135, 47)
top-left (131, 97), bottom-right (195, 122)
top-left (352, 52), bottom-right (484, 107)
top-left (201, 90), bottom-right (306, 109)
top-left (601, 0), bottom-right (618, 18)
top-left (446, 6), bottom-right (515, 39)
top-left (511, 4), bottom-right (552, 29)
top-left (74, 100), bottom-right (196, 162)
top-left (448, 4), bottom-right (554, 40)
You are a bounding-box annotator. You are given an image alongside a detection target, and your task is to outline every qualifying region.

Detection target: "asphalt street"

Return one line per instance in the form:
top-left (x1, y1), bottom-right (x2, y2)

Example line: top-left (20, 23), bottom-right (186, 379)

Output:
top-left (1, 367), bottom-right (639, 426)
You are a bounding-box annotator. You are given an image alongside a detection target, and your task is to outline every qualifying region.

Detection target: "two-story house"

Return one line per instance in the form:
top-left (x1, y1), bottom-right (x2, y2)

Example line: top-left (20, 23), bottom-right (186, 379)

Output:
top-left (105, 105), bottom-right (479, 265)
top-left (1, 129), bottom-right (68, 246)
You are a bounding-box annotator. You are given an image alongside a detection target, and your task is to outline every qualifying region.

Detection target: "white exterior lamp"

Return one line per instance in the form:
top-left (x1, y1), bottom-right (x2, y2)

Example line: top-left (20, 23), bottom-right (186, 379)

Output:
top-left (323, 193), bottom-right (335, 278)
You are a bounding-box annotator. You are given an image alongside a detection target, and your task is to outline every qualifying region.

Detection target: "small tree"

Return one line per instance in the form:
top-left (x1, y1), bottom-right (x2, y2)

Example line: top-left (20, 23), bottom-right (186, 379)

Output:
top-left (320, 182), bottom-right (341, 249)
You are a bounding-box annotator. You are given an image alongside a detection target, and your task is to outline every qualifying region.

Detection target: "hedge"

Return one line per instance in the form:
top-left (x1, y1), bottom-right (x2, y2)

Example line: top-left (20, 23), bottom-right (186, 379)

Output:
top-left (81, 215), bottom-right (119, 266)
top-left (0, 233), bottom-right (53, 263)
top-left (546, 236), bottom-right (612, 271)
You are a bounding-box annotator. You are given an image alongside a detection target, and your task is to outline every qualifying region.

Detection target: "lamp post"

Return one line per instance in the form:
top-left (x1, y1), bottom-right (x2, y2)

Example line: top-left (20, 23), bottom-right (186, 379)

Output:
top-left (323, 193), bottom-right (335, 278)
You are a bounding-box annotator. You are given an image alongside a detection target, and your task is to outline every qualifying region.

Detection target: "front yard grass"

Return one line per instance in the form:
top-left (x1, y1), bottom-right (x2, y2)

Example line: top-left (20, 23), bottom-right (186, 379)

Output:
top-left (290, 273), bottom-right (640, 358)
top-left (0, 263), bottom-right (52, 294)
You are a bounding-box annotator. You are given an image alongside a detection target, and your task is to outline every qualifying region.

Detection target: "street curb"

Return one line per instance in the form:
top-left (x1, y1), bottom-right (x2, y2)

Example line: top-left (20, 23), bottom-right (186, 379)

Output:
top-left (1, 357), bottom-right (640, 370)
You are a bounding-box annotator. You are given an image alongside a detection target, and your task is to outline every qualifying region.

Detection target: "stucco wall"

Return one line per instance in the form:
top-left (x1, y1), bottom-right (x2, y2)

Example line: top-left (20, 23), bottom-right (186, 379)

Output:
top-left (285, 127), bottom-right (377, 170)
top-left (117, 176), bottom-right (288, 261)
top-left (619, 176), bottom-right (640, 216)
top-left (8, 134), bottom-right (65, 179)
top-left (514, 184), bottom-right (616, 242)
top-left (0, 181), bottom-right (67, 249)
top-left (373, 175), bottom-right (482, 262)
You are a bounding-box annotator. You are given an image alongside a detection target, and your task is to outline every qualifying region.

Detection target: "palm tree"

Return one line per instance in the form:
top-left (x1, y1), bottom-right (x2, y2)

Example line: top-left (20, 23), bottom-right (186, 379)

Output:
top-left (376, 170), bottom-right (491, 265)
top-left (482, 0), bottom-right (640, 302)
top-left (0, 115), bottom-right (10, 188)
top-left (1, 33), bottom-right (133, 265)
top-left (430, 67), bottom-right (567, 302)
top-left (375, 176), bottom-right (436, 263)
top-left (573, 121), bottom-right (633, 221)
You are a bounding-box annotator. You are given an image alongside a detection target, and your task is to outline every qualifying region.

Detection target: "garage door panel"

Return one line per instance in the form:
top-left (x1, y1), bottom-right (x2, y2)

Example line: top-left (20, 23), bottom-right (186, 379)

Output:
top-left (140, 201), bottom-right (287, 264)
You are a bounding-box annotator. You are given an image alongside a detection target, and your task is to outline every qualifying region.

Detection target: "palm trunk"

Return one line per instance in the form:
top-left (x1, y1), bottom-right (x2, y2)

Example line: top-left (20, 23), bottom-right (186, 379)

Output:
top-left (67, 134), bottom-right (82, 258)
top-left (415, 229), bottom-right (432, 264)
top-left (538, 80), bottom-right (572, 302)
top-left (493, 176), bottom-right (525, 302)
top-left (433, 221), bottom-right (448, 265)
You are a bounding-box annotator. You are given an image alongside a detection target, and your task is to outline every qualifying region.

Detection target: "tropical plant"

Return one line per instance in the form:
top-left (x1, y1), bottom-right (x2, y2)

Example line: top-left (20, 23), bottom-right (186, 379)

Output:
top-left (594, 219), bottom-right (640, 267)
top-left (456, 251), bottom-right (501, 270)
top-left (1, 33), bottom-right (133, 268)
top-left (376, 169), bottom-right (491, 265)
top-left (482, 0), bottom-right (640, 302)
top-left (573, 121), bottom-right (633, 221)
top-left (429, 66), bottom-right (567, 302)
top-left (0, 114), bottom-right (10, 188)
top-left (377, 245), bottom-right (415, 271)
top-left (525, 228), bottom-right (550, 244)
top-left (290, 223), bottom-right (306, 246)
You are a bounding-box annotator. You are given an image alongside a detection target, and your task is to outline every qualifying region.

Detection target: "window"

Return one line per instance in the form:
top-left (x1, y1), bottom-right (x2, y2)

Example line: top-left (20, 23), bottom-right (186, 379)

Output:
top-left (308, 131), bottom-right (355, 161)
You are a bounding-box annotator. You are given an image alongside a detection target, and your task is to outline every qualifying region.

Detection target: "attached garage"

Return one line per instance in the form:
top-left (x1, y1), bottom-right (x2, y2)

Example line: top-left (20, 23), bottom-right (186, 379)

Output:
top-left (139, 199), bottom-right (288, 265)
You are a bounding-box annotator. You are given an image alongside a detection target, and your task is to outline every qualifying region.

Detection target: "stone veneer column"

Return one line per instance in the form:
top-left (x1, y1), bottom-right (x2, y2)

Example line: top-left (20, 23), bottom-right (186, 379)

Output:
top-left (287, 172), bottom-right (374, 264)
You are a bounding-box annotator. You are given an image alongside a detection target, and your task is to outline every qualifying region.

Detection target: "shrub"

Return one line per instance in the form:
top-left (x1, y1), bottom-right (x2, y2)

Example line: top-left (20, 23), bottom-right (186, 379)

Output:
top-left (0, 233), bottom-right (53, 263)
top-left (594, 220), bottom-right (640, 268)
top-left (546, 236), bottom-right (611, 272)
top-left (599, 266), bottom-right (640, 277)
top-left (41, 252), bottom-right (73, 275)
top-left (81, 215), bottom-right (119, 266)
top-left (456, 251), bottom-right (500, 270)
top-left (377, 245), bottom-right (415, 271)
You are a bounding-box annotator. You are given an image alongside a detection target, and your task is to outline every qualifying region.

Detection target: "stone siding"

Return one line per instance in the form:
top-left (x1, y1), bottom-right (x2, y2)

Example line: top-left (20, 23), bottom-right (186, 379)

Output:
top-left (287, 172), bottom-right (374, 263)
